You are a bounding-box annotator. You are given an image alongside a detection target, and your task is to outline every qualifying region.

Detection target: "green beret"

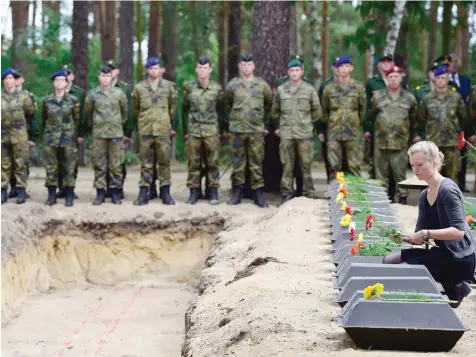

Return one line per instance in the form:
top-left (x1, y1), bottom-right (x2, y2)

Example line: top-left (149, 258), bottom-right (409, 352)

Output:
top-left (287, 59), bottom-right (302, 69)
top-left (290, 54), bottom-right (304, 64)
top-left (62, 64), bottom-right (74, 74)
top-left (105, 59), bottom-right (119, 69)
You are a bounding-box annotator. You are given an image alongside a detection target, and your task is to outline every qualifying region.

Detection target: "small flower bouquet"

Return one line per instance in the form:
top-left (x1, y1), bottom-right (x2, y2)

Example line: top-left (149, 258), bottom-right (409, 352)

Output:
top-left (459, 131), bottom-right (476, 162)
top-left (363, 283), bottom-right (457, 304)
top-left (466, 216), bottom-right (476, 230)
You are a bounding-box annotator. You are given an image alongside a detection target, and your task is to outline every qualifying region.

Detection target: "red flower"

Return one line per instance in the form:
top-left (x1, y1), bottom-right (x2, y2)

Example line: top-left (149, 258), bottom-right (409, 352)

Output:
top-left (345, 205), bottom-right (352, 215)
top-left (365, 215), bottom-right (375, 230)
top-left (458, 131), bottom-right (465, 150)
top-left (467, 216), bottom-right (474, 225)
top-left (339, 187), bottom-right (348, 198)
top-left (350, 228), bottom-right (356, 241)
top-left (350, 242), bottom-right (365, 256)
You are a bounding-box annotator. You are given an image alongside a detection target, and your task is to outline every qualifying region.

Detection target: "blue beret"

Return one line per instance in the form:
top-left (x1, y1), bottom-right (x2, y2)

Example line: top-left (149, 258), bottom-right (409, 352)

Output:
top-left (1, 68), bottom-right (19, 80)
top-left (50, 69), bottom-right (68, 80)
top-left (145, 57), bottom-right (163, 68)
top-left (335, 55), bottom-right (352, 67)
top-left (197, 56), bottom-right (211, 65)
top-left (100, 64), bottom-right (113, 74)
top-left (240, 53), bottom-right (253, 62)
top-left (434, 65), bottom-right (449, 77)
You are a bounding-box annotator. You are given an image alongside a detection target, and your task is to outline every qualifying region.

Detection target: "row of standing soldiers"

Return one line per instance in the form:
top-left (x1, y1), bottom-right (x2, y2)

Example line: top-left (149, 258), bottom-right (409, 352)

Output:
top-left (2, 53), bottom-right (476, 207)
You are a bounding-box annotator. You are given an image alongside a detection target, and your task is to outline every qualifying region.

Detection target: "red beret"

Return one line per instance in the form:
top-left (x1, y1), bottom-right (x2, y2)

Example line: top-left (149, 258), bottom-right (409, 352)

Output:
top-left (386, 65), bottom-right (404, 76)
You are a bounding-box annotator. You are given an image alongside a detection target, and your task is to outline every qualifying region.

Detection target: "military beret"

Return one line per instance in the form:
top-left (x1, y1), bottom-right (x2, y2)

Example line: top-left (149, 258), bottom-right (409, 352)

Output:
top-left (429, 61), bottom-right (439, 71)
top-left (379, 53), bottom-right (394, 62)
top-left (197, 56), bottom-right (211, 65)
top-left (434, 64), bottom-right (449, 77)
top-left (100, 64), bottom-right (113, 74)
top-left (105, 59), bottom-right (119, 69)
top-left (1, 67), bottom-right (19, 80)
top-left (62, 64), bottom-right (74, 74)
top-left (287, 59), bottom-right (302, 69)
top-left (335, 55), bottom-right (352, 67)
top-left (50, 69), bottom-right (68, 80)
top-left (240, 53), bottom-right (253, 62)
top-left (435, 55), bottom-right (450, 66)
top-left (385, 65), bottom-right (403, 76)
top-left (145, 56), bottom-right (163, 68)
top-left (290, 54), bottom-right (304, 64)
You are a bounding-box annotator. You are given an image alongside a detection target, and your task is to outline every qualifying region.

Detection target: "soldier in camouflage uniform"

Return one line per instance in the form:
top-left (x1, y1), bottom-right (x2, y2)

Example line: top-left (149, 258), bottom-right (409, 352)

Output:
top-left (224, 53), bottom-right (273, 208)
top-left (368, 66), bottom-right (418, 204)
top-left (182, 56), bottom-right (224, 205)
top-left (58, 64), bottom-right (86, 199)
top-left (322, 55), bottom-right (366, 176)
top-left (133, 56), bottom-right (178, 206)
top-left (85, 65), bottom-right (128, 205)
top-left (271, 58), bottom-right (322, 206)
top-left (1, 68), bottom-right (36, 204)
top-left (104, 60), bottom-right (135, 200)
top-left (9, 70), bottom-right (40, 199)
top-left (41, 70), bottom-right (81, 207)
top-left (418, 65), bottom-right (468, 183)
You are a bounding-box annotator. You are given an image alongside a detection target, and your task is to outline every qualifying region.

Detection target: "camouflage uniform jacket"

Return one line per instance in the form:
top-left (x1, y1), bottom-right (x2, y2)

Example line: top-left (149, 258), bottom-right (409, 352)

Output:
top-left (182, 80), bottom-right (224, 137)
top-left (271, 81), bottom-right (322, 139)
top-left (133, 78), bottom-right (178, 137)
top-left (322, 79), bottom-right (366, 141)
top-left (1, 89), bottom-right (36, 144)
top-left (419, 89), bottom-right (468, 147)
top-left (68, 84), bottom-right (87, 137)
top-left (369, 89), bottom-right (418, 150)
top-left (41, 93), bottom-right (80, 147)
top-left (224, 76), bottom-right (273, 133)
top-left (115, 81), bottom-right (135, 137)
top-left (20, 89), bottom-right (41, 142)
top-left (316, 77), bottom-right (334, 135)
top-left (85, 86), bottom-right (127, 139)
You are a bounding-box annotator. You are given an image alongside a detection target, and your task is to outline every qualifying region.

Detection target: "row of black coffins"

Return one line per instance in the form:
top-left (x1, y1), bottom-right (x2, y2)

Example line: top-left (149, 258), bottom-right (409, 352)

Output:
top-left (326, 175), bottom-right (473, 352)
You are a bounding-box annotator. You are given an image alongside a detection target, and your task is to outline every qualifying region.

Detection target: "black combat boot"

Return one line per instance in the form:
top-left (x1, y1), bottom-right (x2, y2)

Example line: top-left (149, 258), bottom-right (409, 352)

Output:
top-left (57, 188), bottom-right (66, 199)
top-left (398, 196), bottom-right (408, 205)
top-left (45, 186), bottom-right (57, 206)
top-left (1, 188), bottom-right (7, 205)
top-left (65, 187), bottom-right (74, 207)
top-left (161, 185), bottom-right (175, 205)
top-left (17, 187), bottom-right (27, 204)
top-left (93, 189), bottom-right (105, 206)
top-left (254, 187), bottom-right (269, 208)
top-left (186, 188), bottom-right (201, 205)
top-left (111, 188), bottom-right (122, 205)
top-left (134, 187), bottom-right (149, 206)
top-left (208, 187), bottom-right (219, 205)
top-left (8, 186), bottom-right (18, 198)
top-left (119, 188), bottom-right (125, 200)
top-left (105, 186), bottom-right (112, 199)
top-left (227, 185), bottom-right (243, 205)
top-left (149, 182), bottom-right (159, 200)
top-left (278, 195), bottom-right (291, 207)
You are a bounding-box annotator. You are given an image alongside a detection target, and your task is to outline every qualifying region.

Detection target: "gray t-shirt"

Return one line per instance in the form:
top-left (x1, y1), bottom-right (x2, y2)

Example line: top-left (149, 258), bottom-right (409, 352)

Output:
top-left (416, 178), bottom-right (475, 259)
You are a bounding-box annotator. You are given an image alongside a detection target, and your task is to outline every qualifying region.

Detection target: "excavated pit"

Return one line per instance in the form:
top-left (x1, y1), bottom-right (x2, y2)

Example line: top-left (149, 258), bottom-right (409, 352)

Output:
top-left (1, 218), bottom-right (224, 357)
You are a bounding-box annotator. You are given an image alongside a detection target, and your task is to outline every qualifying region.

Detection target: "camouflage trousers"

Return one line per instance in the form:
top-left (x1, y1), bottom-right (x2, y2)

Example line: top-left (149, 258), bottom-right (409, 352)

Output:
top-left (43, 145), bottom-right (77, 187)
top-left (440, 146), bottom-right (461, 184)
top-left (186, 135), bottom-right (220, 188)
top-left (1, 138), bottom-right (29, 189)
top-left (280, 138), bottom-right (317, 198)
top-left (92, 138), bottom-right (125, 189)
top-left (231, 132), bottom-right (264, 189)
top-left (374, 148), bottom-right (408, 199)
top-left (327, 139), bottom-right (361, 176)
top-left (139, 135), bottom-right (171, 188)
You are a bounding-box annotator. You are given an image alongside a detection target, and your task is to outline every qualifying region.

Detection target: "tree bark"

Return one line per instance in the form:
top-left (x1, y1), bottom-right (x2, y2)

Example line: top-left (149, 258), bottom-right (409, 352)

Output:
top-left (296, 2), bottom-right (303, 55)
top-left (148, 1), bottom-right (161, 58)
top-left (31, 0), bottom-right (37, 52)
top-left (310, 1), bottom-right (322, 87)
top-left (289, 3), bottom-right (297, 55)
top-left (99, 0), bottom-right (116, 61)
top-left (11, 1), bottom-right (29, 75)
top-left (383, 0), bottom-right (407, 55)
top-left (252, 1), bottom-right (291, 192)
top-left (119, 1), bottom-right (134, 86)
top-left (72, 0), bottom-right (89, 92)
top-left (160, 1), bottom-right (178, 82)
top-left (455, 2), bottom-right (469, 72)
top-left (218, 2), bottom-right (227, 87)
top-left (228, 1), bottom-right (241, 81)
top-left (136, 0), bottom-right (143, 81)
top-left (442, 1), bottom-right (453, 55)
top-left (321, 0), bottom-right (329, 81)
top-left (428, 0), bottom-right (438, 66)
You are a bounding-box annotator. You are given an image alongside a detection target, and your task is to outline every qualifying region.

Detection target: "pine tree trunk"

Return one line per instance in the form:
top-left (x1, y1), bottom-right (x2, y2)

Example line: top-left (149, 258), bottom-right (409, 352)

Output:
top-left (310, 1), bottom-right (322, 87)
top-left (228, 1), bottom-right (241, 81)
top-left (368, 44), bottom-right (375, 78)
top-left (296, 2), bottom-right (303, 55)
top-left (161, 1), bottom-right (178, 82)
top-left (383, 0), bottom-right (407, 55)
top-left (442, 1), bottom-right (453, 55)
top-left (289, 3), bottom-right (297, 55)
top-left (455, 3), bottom-right (469, 72)
top-left (99, 0), bottom-right (116, 61)
top-left (321, 0), bottom-right (329, 81)
top-left (148, 1), bottom-right (161, 58)
top-left (218, 2), bottom-right (227, 86)
top-left (428, 1), bottom-right (438, 66)
top-left (119, 1), bottom-right (134, 86)
top-left (252, 1), bottom-right (291, 192)
top-left (136, 0), bottom-right (143, 81)
top-left (11, 1), bottom-right (29, 75)
top-left (72, 0), bottom-right (89, 91)
top-left (31, 0), bottom-right (37, 52)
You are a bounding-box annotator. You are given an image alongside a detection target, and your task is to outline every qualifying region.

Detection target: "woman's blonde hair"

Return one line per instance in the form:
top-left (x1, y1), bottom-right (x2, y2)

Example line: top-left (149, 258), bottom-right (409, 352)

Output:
top-left (407, 141), bottom-right (444, 171)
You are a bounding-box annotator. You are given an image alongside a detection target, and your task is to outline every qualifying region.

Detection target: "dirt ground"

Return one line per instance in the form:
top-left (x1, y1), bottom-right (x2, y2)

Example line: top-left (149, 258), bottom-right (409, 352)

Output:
top-left (1, 164), bottom-right (475, 357)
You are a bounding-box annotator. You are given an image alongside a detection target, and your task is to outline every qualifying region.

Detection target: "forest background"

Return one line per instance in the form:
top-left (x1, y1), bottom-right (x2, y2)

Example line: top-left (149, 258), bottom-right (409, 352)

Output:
top-left (1, 0), bottom-right (476, 166)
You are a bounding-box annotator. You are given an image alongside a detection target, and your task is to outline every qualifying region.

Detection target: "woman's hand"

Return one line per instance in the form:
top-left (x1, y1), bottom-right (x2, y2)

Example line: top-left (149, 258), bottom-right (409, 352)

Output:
top-left (402, 231), bottom-right (427, 245)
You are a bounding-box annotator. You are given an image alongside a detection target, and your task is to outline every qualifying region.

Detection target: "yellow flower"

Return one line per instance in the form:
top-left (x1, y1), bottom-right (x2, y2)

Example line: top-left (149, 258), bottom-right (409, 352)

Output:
top-left (336, 172), bottom-right (345, 181)
top-left (341, 201), bottom-right (347, 211)
top-left (335, 192), bottom-right (344, 203)
top-left (357, 232), bottom-right (364, 242)
top-left (340, 214), bottom-right (352, 227)
top-left (337, 177), bottom-right (346, 185)
top-left (363, 283), bottom-right (385, 300)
